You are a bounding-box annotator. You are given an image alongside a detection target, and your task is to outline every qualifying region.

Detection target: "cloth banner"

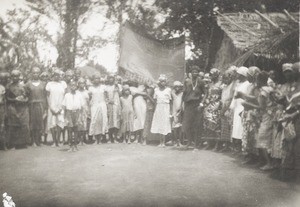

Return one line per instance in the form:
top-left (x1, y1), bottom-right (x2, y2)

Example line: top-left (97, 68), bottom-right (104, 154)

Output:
top-left (119, 22), bottom-right (185, 85)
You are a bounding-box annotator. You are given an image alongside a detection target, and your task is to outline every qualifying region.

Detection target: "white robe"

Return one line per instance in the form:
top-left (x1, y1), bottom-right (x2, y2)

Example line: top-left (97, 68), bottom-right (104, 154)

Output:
top-left (230, 81), bottom-right (251, 140)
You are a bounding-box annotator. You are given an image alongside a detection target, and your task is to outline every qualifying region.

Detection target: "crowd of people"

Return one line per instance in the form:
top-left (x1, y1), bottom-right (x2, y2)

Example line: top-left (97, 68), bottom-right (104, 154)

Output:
top-left (0, 62), bottom-right (300, 184)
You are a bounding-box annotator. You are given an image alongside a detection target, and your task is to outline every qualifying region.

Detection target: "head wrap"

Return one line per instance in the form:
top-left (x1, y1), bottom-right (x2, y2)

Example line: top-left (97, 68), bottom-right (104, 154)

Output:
top-left (228, 65), bottom-right (238, 71)
top-left (11, 69), bottom-right (21, 77)
top-left (292, 62), bottom-right (300, 73)
top-left (247, 66), bottom-right (261, 77)
top-left (158, 74), bottom-right (167, 82)
top-left (173, 81), bottom-right (182, 87)
top-left (210, 68), bottom-right (220, 75)
top-left (236, 66), bottom-right (248, 77)
top-left (282, 63), bottom-right (293, 72)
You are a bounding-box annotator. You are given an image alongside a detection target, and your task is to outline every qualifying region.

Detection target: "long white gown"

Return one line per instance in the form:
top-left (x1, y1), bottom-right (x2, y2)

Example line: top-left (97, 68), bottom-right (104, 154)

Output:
top-left (151, 87), bottom-right (172, 135)
top-left (230, 81), bottom-right (251, 140)
top-left (88, 85), bottom-right (108, 136)
top-left (130, 85), bottom-right (147, 132)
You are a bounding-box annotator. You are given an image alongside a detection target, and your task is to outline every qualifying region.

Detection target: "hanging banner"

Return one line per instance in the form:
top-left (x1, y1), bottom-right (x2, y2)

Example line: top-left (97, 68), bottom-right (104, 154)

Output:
top-left (119, 22), bottom-right (185, 84)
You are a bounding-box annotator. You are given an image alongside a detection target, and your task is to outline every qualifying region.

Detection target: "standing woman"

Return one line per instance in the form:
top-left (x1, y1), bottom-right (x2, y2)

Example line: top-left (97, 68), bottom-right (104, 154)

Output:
top-left (131, 82), bottom-right (147, 143)
top-left (202, 68), bottom-right (222, 150)
top-left (120, 85), bottom-right (134, 144)
top-left (219, 68), bottom-right (236, 151)
top-left (105, 75), bottom-right (121, 143)
top-left (25, 67), bottom-right (47, 146)
top-left (6, 70), bottom-right (30, 149)
top-left (151, 75), bottom-right (172, 147)
top-left (88, 74), bottom-right (108, 144)
top-left (46, 69), bottom-right (67, 147)
top-left (230, 66), bottom-right (250, 153)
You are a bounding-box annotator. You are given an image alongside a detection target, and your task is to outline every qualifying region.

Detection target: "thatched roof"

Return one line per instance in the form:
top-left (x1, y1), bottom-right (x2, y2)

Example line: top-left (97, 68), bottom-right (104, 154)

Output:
top-left (216, 12), bottom-right (299, 65)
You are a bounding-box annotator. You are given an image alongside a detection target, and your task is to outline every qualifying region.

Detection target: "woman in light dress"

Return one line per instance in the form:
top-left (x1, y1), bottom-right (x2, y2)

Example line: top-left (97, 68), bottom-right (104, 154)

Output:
top-left (46, 69), bottom-right (67, 147)
top-left (88, 74), bottom-right (108, 144)
top-left (151, 75), bottom-right (172, 147)
top-left (105, 75), bottom-right (121, 143)
top-left (130, 83), bottom-right (147, 143)
top-left (230, 66), bottom-right (250, 152)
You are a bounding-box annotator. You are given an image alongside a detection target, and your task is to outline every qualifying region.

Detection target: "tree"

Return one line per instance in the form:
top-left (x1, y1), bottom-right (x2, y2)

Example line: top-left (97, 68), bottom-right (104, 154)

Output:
top-left (26, 0), bottom-right (109, 70)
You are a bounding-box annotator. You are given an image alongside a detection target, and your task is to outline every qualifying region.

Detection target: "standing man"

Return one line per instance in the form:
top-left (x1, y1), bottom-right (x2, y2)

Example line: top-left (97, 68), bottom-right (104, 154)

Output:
top-left (182, 66), bottom-right (206, 150)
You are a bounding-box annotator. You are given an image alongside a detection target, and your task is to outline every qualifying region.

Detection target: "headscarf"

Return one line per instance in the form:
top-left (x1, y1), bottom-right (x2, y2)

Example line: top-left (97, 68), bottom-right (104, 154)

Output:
top-left (292, 62), bottom-right (300, 73)
top-left (236, 66), bottom-right (248, 77)
top-left (210, 68), bottom-right (220, 75)
top-left (247, 66), bottom-right (261, 78)
top-left (11, 69), bottom-right (21, 77)
top-left (173, 81), bottom-right (182, 87)
top-left (158, 74), bottom-right (167, 82)
top-left (282, 63), bottom-right (293, 72)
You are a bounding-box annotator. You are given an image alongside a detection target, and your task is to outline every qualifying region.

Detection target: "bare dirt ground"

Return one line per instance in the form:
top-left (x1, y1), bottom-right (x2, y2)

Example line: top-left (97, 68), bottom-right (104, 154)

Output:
top-left (0, 143), bottom-right (299, 207)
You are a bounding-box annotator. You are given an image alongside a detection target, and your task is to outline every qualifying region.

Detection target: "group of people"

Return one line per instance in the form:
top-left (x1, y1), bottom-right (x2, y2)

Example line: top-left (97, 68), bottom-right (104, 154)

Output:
top-left (0, 62), bottom-right (300, 184)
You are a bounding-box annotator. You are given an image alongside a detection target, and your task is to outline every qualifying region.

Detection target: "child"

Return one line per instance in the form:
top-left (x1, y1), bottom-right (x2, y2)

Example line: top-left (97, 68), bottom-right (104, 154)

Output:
top-left (77, 78), bottom-right (90, 145)
top-left (120, 85), bottom-right (134, 144)
top-left (151, 74), bottom-right (172, 147)
top-left (171, 81), bottom-right (183, 147)
top-left (62, 80), bottom-right (83, 152)
top-left (0, 72), bottom-right (7, 150)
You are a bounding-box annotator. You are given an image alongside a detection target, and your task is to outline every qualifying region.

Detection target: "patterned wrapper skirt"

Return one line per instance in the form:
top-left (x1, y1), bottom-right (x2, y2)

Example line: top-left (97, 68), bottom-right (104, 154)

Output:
top-left (220, 116), bottom-right (231, 141)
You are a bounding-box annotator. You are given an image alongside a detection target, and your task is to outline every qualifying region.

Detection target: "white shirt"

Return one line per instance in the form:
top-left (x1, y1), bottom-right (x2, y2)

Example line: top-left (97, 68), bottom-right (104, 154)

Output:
top-left (63, 91), bottom-right (83, 110)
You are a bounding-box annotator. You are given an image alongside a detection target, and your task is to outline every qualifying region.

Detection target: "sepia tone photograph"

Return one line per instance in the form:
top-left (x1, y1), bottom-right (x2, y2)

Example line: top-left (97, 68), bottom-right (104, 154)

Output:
top-left (0, 0), bottom-right (299, 206)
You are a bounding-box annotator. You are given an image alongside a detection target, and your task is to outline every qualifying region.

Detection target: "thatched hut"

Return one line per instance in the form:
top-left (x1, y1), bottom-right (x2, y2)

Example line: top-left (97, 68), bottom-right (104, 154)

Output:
top-left (212, 11), bottom-right (299, 72)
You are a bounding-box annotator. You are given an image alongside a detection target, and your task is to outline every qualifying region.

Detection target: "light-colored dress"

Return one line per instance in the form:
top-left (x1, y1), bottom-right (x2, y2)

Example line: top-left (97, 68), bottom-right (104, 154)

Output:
top-left (88, 85), bottom-right (108, 136)
top-left (105, 85), bottom-right (121, 129)
top-left (171, 91), bottom-right (183, 128)
top-left (151, 87), bottom-right (172, 135)
top-left (46, 81), bottom-right (67, 130)
top-left (131, 85), bottom-right (147, 132)
top-left (120, 95), bottom-right (134, 133)
top-left (230, 80), bottom-right (251, 140)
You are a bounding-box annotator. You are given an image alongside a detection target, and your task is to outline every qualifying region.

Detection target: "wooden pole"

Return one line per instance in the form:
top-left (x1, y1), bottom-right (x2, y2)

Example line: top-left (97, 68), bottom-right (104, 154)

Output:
top-left (254, 10), bottom-right (280, 29)
top-left (215, 11), bottom-right (259, 37)
top-left (283, 9), bottom-right (298, 23)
